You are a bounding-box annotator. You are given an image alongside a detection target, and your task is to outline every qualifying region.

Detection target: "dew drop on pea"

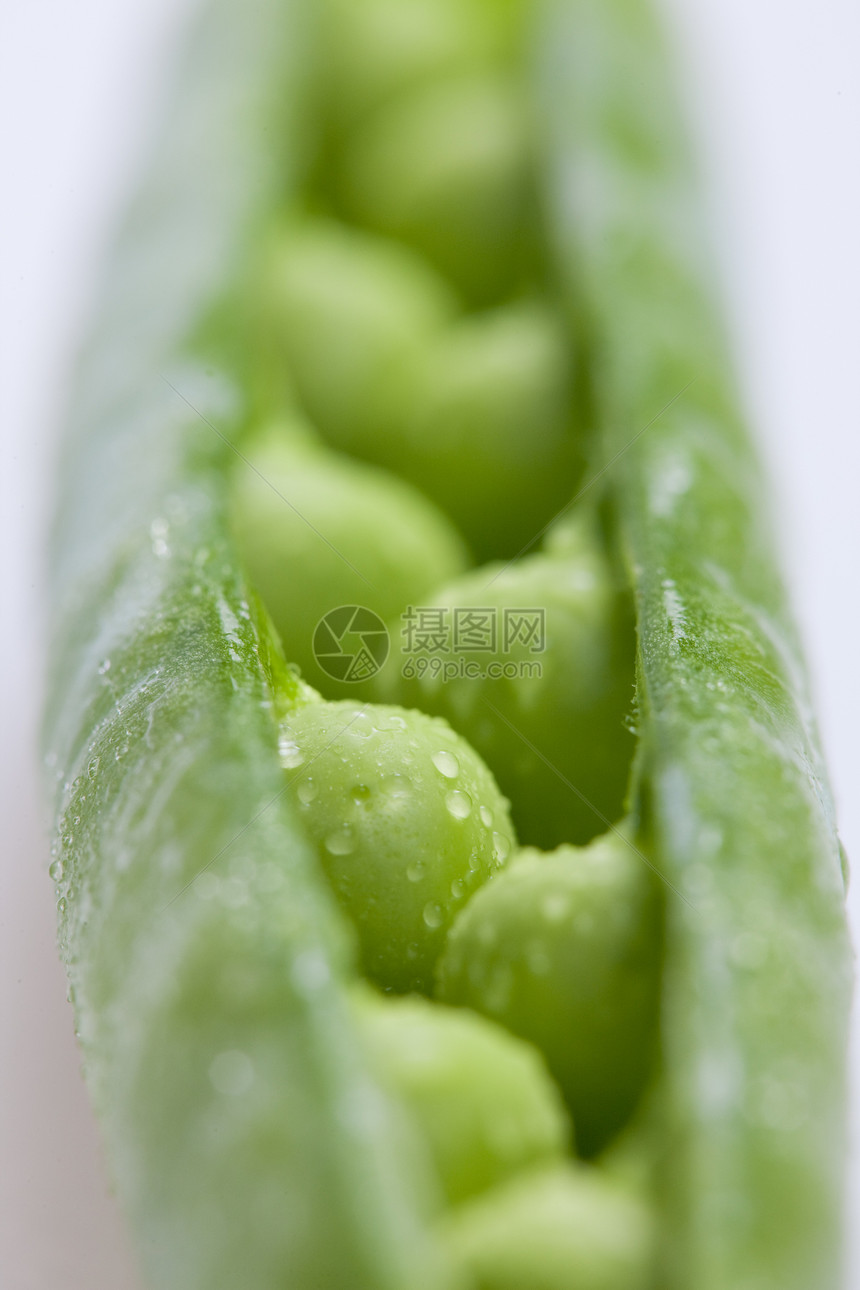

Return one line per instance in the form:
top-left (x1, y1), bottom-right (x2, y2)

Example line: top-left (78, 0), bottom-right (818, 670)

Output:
top-left (480, 805), bottom-right (493, 829)
top-left (432, 749), bottom-right (460, 779)
top-left (325, 826), bottom-right (355, 856)
top-left (278, 734), bottom-right (305, 769)
top-left (492, 831), bottom-right (510, 863)
top-left (526, 941), bottom-right (551, 976)
top-left (351, 783), bottom-right (372, 806)
top-left (297, 778), bottom-right (318, 806)
top-left (485, 964), bottom-right (513, 1014)
top-left (423, 902), bottom-right (444, 930)
top-left (446, 789), bottom-right (472, 820)
top-left (407, 860), bottom-right (426, 884)
top-left (87, 756), bottom-right (100, 780)
top-left (49, 860), bottom-right (64, 882)
top-left (541, 892), bottom-right (569, 924)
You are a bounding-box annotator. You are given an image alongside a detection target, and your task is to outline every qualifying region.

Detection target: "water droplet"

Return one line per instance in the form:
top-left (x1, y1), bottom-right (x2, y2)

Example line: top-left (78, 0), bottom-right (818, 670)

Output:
top-left (526, 941), bottom-right (551, 976)
top-left (98, 658), bottom-right (111, 675)
top-left (325, 826), bottom-right (355, 856)
top-left (57, 898), bottom-right (67, 914)
top-left (432, 750), bottom-right (459, 779)
top-left (351, 783), bottom-right (371, 806)
top-left (484, 964), bottom-right (513, 1014)
top-left (422, 902), bottom-right (443, 930)
top-left (291, 949), bottom-right (330, 994)
top-left (477, 922), bottom-right (498, 948)
top-left (382, 775), bottom-right (413, 805)
top-left (451, 878), bottom-right (465, 899)
top-left (406, 860), bottom-right (425, 884)
top-left (209, 1050), bottom-right (255, 1097)
top-left (492, 832), bottom-right (510, 863)
top-left (87, 756), bottom-right (100, 780)
top-left (348, 714), bottom-right (375, 739)
top-left (541, 893), bottom-right (569, 924)
top-left (446, 789), bottom-right (472, 820)
top-left (297, 778), bottom-right (318, 806)
top-left (49, 860), bottom-right (64, 882)
top-left (279, 734), bottom-right (305, 768)
top-left (480, 806), bottom-right (493, 829)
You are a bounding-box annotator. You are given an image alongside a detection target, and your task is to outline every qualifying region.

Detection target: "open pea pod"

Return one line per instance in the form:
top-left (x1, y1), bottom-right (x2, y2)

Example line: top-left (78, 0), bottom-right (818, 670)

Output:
top-left (537, 1), bottom-right (852, 1287)
top-left (42, 0), bottom-right (852, 1287)
top-left (42, 2), bottom-right (461, 1289)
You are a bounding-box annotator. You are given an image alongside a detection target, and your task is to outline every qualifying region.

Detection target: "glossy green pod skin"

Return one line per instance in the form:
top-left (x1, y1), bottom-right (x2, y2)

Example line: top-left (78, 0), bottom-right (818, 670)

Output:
top-left (40, 3), bottom-right (466, 1288)
top-left (537, 1), bottom-right (852, 1286)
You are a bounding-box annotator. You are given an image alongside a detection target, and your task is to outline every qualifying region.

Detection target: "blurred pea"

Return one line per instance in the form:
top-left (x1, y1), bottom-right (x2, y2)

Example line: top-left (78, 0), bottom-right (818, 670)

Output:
top-left (354, 991), bottom-right (571, 1205)
top-left (336, 74), bottom-right (535, 304)
top-left (441, 1163), bottom-right (655, 1290)
top-left (230, 421), bottom-right (469, 697)
top-left (437, 831), bottom-right (663, 1156)
top-left (376, 515), bottom-right (635, 848)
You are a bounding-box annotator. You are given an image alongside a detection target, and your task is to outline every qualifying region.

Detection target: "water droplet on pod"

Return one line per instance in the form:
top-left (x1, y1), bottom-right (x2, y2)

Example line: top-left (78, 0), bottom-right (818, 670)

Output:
top-left (325, 826), bottom-right (355, 857)
top-left (445, 789), bottom-right (472, 820)
top-left (297, 778), bottom-right (318, 806)
top-left (431, 750), bottom-right (459, 779)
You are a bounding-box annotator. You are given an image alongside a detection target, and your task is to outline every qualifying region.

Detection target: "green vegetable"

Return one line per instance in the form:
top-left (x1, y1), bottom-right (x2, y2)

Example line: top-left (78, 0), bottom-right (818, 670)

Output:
top-left (279, 699), bottom-right (516, 993)
top-left (377, 515), bottom-right (635, 847)
top-left (441, 1164), bottom-right (655, 1290)
top-left (375, 300), bottom-right (580, 561)
top-left (538, 0), bottom-right (852, 1284)
top-left (354, 990), bottom-right (571, 1205)
top-left (43, 0), bottom-right (851, 1285)
top-left (268, 217), bottom-right (457, 457)
top-left (316, 0), bottom-right (528, 131)
top-left (230, 419), bottom-right (469, 696)
top-left (437, 832), bottom-right (663, 1156)
top-left (335, 73), bottom-right (534, 304)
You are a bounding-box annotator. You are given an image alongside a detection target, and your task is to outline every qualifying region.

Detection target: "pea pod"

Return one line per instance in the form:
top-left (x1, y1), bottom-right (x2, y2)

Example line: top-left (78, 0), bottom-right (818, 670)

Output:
top-left (43, 0), bottom-right (851, 1286)
top-left (537, 1), bottom-right (852, 1286)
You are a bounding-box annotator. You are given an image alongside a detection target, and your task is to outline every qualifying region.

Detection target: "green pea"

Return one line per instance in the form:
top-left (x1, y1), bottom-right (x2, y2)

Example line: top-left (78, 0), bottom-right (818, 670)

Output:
top-left (336, 74), bottom-right (533, 303)
top-left (393, 301), bottom-right (580, 560)
top-left (441, 1163), bottom-right (655, 1290)
top-left (229, 421), bottom-right (469, 698)
top-left (437, 832), bottom-right (663, 1156)
top-left (354, 990), bottom-right (571, 1206)
top-left (268, 219), bottom-right (457, 455)
top-left (281, 701), bottom-right (516, 994)
top-left (318, 0), bottom-right (527, 128)
top-left (376, 517), bottom-right (635, 848)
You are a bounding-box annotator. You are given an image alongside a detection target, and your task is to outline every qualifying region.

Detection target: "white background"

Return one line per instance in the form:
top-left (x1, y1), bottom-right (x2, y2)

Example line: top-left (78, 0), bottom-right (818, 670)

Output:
top-left (0, 1), bottom-right (857, 1286)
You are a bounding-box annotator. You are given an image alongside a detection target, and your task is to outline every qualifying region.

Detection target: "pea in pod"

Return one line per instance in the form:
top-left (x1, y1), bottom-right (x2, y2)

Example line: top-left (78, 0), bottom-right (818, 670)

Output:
top-left (42, 0), bottom-right (851, 1288)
